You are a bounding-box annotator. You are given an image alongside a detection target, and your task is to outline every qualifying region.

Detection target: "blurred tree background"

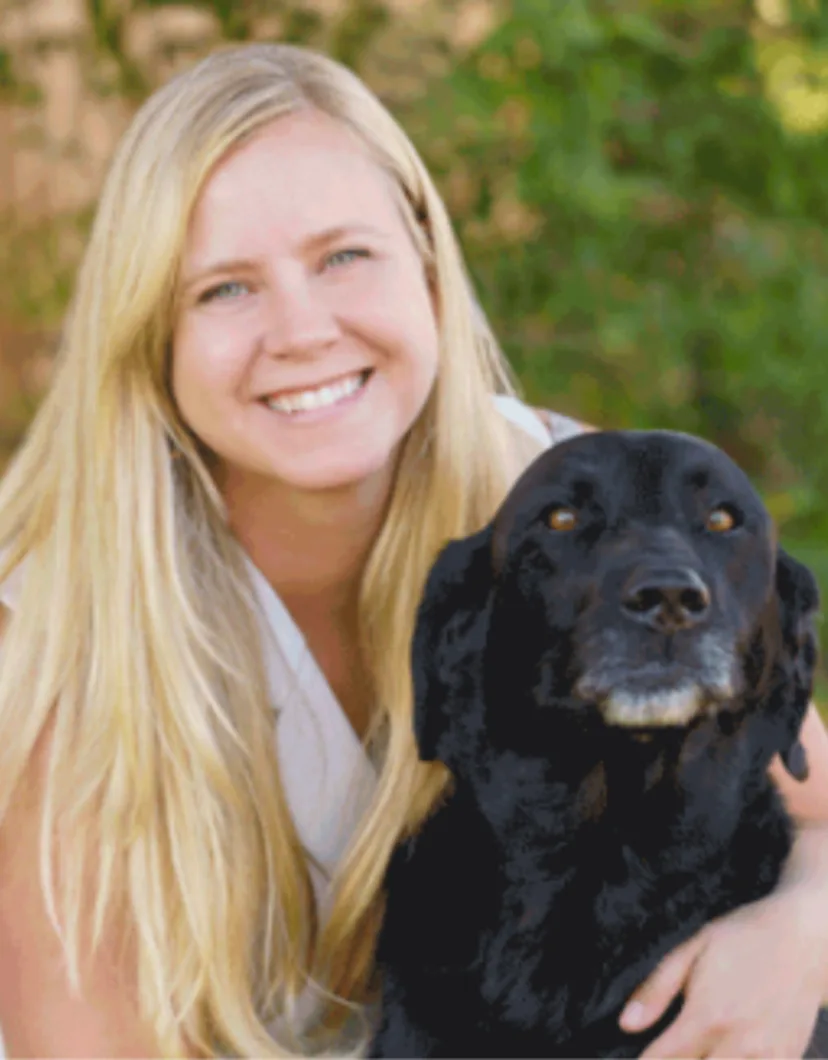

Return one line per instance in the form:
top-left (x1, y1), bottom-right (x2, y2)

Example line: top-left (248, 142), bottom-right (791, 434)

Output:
top-left (0, 0), bottom-right (826, 697)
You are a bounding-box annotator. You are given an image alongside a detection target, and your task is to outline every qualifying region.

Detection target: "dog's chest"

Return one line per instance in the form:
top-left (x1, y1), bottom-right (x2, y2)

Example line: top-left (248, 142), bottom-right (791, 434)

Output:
top-left (380, 749), bottom-right (792, 1053)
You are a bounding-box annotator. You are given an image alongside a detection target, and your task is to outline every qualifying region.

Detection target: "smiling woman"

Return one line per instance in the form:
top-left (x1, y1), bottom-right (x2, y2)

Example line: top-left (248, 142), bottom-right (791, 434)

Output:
top-left (0, 42), bottom-right (540, 1057)
top-left (0, 40), bottom-right (826, 1060)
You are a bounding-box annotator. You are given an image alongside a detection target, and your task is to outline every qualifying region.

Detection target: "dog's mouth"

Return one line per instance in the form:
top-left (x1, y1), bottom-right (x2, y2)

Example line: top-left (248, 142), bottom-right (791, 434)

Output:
top-left (574, 665), bottom-right (737, 729)
top-left (572, 629), bottom-right (741, 729)
top-left (591, 683), bottom-right (719, 728)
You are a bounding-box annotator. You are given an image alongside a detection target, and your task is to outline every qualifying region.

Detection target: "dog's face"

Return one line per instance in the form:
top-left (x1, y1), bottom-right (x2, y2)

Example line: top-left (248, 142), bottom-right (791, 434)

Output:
top-left (413, 431), bottom-right (819, 780)
top-left (493, 431), bottom-right (776, 727)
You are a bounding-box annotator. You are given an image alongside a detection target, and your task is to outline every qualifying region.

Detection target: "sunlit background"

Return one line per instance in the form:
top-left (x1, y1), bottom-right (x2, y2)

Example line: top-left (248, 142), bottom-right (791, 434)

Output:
top-left (0, 0), bottom-right (825, 703)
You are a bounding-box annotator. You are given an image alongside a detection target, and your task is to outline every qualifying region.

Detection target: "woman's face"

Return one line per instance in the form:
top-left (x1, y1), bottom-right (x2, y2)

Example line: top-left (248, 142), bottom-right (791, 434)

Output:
top-left (172, 109), bottom-right (439, 495)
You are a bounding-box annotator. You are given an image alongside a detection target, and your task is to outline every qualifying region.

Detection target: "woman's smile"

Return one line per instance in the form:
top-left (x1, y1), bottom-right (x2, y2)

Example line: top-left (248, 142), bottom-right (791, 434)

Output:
top-left (262, 367), bottom-right (373, 419)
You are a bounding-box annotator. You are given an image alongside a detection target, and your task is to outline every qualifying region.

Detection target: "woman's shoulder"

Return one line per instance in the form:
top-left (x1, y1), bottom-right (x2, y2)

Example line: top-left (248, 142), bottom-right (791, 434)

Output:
top-left (492, 393), bottom-right (589, 447)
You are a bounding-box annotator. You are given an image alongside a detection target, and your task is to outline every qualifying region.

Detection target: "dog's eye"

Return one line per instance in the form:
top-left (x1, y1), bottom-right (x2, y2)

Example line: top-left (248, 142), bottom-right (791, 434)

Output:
top-left (547, 507), bottom-right (578, 532)
top-left (706, 507), bottom-right (737, 533)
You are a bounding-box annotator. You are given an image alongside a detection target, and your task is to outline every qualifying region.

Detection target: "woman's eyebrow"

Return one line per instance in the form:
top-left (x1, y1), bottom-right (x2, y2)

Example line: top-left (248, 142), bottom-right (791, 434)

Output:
top-left (180, 257), bottom-right (257, 293)
top-left (180, 224), bottom-right (389, 292)
top-left (303, 222), bottom-right (388, 249)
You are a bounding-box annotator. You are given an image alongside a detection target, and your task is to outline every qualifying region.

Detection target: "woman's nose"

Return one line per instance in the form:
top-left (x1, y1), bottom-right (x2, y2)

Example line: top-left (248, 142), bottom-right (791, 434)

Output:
top-left (260, 283), bottom-right (341, 359)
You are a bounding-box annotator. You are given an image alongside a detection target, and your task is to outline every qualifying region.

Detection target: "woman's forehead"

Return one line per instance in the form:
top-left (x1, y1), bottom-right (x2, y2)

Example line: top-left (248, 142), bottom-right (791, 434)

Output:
top-left (185, 111), bottom-right (402, 252)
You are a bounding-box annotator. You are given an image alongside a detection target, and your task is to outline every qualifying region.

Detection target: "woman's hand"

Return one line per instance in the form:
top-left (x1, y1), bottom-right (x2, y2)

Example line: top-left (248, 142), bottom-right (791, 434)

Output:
top-left (619, 888), bottom-right (828, 1058)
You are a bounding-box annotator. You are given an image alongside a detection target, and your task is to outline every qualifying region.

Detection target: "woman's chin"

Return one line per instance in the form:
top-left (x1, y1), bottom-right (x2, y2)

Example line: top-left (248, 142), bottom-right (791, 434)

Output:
top-left (263, 448), bottom-right (399, 497)
top-left (211, 427), bottom-right (408, 500)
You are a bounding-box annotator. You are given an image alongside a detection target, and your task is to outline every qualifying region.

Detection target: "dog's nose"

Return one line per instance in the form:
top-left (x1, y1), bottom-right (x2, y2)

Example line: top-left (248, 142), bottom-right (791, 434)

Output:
top-left (621, 568), bottom-right (711, 632)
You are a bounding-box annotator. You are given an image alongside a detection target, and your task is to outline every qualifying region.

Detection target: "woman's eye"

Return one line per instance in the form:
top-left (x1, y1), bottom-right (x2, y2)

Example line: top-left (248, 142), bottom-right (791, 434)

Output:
top-left (325, 247), bottom-right (370, 270)
top-left (547, 506), bottom-right (579, 532)
top-left (198, 280), bottom-right (249, 303)
top-left (706, 506), bottom-right (739, 533)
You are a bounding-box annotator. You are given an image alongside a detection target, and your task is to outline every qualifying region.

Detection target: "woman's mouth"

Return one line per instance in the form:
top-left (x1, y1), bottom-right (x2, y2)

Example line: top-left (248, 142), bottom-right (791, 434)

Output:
top-left (263, 369), bottom-right (372, 415)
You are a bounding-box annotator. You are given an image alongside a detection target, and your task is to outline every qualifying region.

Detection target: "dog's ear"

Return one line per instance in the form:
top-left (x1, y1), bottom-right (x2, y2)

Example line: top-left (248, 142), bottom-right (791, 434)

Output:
top-left (771, 547), bottom-right (820, 781)
top-left (412, 525), bottom-right (495, 765)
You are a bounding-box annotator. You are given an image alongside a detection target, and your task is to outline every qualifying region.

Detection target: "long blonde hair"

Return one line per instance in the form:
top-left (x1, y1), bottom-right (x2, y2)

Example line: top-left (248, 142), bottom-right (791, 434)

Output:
top-left (0, 43), bottom-right (542, 1056)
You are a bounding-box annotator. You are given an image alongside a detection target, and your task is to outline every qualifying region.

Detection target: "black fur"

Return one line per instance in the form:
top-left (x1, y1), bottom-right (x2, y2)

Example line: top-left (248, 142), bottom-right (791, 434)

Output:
top-left (371, 430), bottom-right (822, 1058)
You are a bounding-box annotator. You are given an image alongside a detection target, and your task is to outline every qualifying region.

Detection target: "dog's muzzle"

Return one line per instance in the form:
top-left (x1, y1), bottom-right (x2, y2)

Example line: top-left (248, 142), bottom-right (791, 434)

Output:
top-left (574, 566), bottom-right (739, 727)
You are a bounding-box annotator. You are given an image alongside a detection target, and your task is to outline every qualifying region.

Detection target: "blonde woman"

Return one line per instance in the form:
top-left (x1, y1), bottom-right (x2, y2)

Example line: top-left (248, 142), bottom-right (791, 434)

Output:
top-left (0, 42), bottom-right (826, 1059)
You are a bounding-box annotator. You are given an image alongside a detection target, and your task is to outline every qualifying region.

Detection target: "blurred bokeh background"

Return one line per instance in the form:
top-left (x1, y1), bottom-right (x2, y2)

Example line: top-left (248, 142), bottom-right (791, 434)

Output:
top-left (0, 0), bottom-right (825, 699)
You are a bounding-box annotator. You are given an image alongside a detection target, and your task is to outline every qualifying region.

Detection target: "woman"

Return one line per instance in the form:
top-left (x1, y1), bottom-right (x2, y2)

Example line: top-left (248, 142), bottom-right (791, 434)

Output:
top-left (0, 42), bottom-right (826, 1058)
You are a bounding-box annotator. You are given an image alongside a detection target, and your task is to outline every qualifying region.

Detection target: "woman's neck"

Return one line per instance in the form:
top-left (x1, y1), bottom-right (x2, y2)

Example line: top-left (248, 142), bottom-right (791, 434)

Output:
top-left (220, 464), bottom-right (394, 620)
top-left (220, 466), bottom-right (393, 739)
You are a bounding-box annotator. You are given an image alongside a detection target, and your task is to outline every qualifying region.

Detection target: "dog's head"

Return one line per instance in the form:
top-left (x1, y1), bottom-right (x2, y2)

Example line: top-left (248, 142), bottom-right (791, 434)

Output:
top-left (413, 431), bottom-right (820, 781)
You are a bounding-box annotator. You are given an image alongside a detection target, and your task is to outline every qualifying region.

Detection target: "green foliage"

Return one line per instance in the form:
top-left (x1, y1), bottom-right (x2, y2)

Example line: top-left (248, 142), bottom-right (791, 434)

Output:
top-left (0, 48), bottom-right (13, 91)
top-left (88, 0), bottom-right (151, 96)
top-left (0, 46), bottom-right (42, 104)
top-left (328, 0), bottom-right (389, 69)
top-left (401, 0), bottom-right (828, 669)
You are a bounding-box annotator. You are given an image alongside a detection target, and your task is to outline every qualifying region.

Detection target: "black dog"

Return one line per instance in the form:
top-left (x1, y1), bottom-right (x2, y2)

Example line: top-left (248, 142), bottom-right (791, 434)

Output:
top-left (370, 430), bottom-right (822, 1058)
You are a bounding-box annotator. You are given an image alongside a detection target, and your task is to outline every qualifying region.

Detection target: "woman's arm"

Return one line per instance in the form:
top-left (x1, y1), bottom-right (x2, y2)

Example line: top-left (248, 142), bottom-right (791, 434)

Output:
top-left (0, 606), bottom-right (163, 1058)
top-left (620, 706), bottom-right (828, 1057)
top-left (767, 704), bottom-right (828, 1002)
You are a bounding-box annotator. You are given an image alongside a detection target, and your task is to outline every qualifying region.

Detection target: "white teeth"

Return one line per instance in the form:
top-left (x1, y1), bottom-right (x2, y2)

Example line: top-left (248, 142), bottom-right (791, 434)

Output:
top-left (266, 371), bottom-right (366, 414)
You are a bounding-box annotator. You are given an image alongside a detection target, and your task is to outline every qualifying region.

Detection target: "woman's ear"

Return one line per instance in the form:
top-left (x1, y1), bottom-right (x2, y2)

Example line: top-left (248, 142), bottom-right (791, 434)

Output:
top-left (411, 526), bottom-right (495, 767)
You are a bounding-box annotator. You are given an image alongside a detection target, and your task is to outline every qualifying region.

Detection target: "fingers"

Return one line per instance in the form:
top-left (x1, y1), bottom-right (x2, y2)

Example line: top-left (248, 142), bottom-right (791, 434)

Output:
top-left (638, 1018), bottom-right (716, 1059)
top-left (637, 974), bottom-right (817, 1059)
top-left (620, 931), bottom-right (708, 1036)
